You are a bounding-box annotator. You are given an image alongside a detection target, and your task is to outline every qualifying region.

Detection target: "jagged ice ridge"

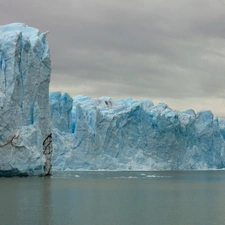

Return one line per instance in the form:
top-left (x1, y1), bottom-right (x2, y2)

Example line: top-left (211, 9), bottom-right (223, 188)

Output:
top-left (50, 93), bottom-right (225, 171)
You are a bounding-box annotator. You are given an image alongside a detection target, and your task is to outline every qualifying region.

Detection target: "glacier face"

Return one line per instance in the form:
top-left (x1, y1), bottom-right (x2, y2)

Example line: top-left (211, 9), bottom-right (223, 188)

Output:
top-left (0, 23), bottom-right (52, 176)
top-left (2, 23), bottom-right (225, 174)
top-left (51, 94), bottom-right (225, 171)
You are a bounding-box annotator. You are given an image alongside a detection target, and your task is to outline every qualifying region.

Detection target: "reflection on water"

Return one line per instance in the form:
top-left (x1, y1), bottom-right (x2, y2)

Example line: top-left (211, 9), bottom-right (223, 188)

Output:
top-left (1, 171), bottom-right (225, 225)
top-left (0, 177), bottom-right (52, 225)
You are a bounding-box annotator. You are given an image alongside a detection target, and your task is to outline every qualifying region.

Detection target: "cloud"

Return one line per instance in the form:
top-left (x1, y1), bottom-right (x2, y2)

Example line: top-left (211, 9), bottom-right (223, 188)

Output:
top-left (1, 0), bottom-right (225, 116)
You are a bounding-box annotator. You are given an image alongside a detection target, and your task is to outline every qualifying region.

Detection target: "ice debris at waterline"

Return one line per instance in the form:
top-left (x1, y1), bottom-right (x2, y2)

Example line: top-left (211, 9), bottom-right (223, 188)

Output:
top-left (50, 93), bottom-right (225, 171)
top-left (0, 23), bottom-right (52, 176)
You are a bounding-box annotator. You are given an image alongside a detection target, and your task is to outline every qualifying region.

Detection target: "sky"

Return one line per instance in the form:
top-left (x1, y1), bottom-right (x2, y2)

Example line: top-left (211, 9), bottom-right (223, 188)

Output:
top-left (1, 0), bottom-right (225, 117)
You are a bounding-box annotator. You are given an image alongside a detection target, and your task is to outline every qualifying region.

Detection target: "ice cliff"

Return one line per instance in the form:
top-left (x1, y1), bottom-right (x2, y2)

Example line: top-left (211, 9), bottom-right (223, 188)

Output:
top-left (0, 23), bottom-right (52, 176)
top-left (2, 23), bottom-right (225, 174)
top-left (50, 94), bottom-right (225, 171)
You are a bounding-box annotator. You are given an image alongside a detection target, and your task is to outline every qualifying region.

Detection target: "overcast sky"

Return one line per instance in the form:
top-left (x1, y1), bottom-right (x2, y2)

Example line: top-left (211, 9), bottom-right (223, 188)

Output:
top-left (1, 0), bottom-right (225, 117)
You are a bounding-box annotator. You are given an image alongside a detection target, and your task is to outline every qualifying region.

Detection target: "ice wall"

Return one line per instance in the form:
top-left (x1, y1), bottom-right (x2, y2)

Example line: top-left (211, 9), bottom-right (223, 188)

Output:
top-left (51, 94), bottom-right (225, 171)
top-left (0, 23), bottom-right (52, 176)
top-left (50, 92), bottom-right (73, 133)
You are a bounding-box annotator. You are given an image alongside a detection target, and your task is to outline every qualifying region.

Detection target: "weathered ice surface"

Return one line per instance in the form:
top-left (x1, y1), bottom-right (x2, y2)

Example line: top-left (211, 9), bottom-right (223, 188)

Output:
top-left (0, 23), bottom-right (52, 176)
top-left (51, 94), bottom-right (225, 171)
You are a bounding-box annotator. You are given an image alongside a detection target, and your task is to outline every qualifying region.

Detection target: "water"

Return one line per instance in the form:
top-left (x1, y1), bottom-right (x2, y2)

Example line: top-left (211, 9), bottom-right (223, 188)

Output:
top-left (1, 171), bottom-right (225, 225)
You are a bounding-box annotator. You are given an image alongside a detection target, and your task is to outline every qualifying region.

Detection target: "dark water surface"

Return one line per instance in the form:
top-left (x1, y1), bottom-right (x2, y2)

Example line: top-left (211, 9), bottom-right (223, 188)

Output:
top-left (1, 171), bottom-right (225, 225)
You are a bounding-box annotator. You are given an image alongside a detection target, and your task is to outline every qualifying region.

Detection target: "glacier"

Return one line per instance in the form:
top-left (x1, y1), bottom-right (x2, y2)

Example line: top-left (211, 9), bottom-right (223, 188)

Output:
top-left (2, 22), bottom-right (225, 175)
top-left (0, 23), bottom-right (52, 176)
top-left (50, 93), bottom-right (225, 171)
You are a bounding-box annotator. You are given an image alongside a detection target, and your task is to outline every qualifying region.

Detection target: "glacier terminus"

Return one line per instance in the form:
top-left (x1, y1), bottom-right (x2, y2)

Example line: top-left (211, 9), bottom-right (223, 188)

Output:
top-left (1, 23), bottom-right (225, 176)
top-left (50, 94), bottom-right (225, 171)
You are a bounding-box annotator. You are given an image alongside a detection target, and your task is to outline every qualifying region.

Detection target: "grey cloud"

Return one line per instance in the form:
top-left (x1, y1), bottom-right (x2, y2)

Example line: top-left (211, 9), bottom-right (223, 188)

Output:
top-left (1, 0), bottom-right (225, 116)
